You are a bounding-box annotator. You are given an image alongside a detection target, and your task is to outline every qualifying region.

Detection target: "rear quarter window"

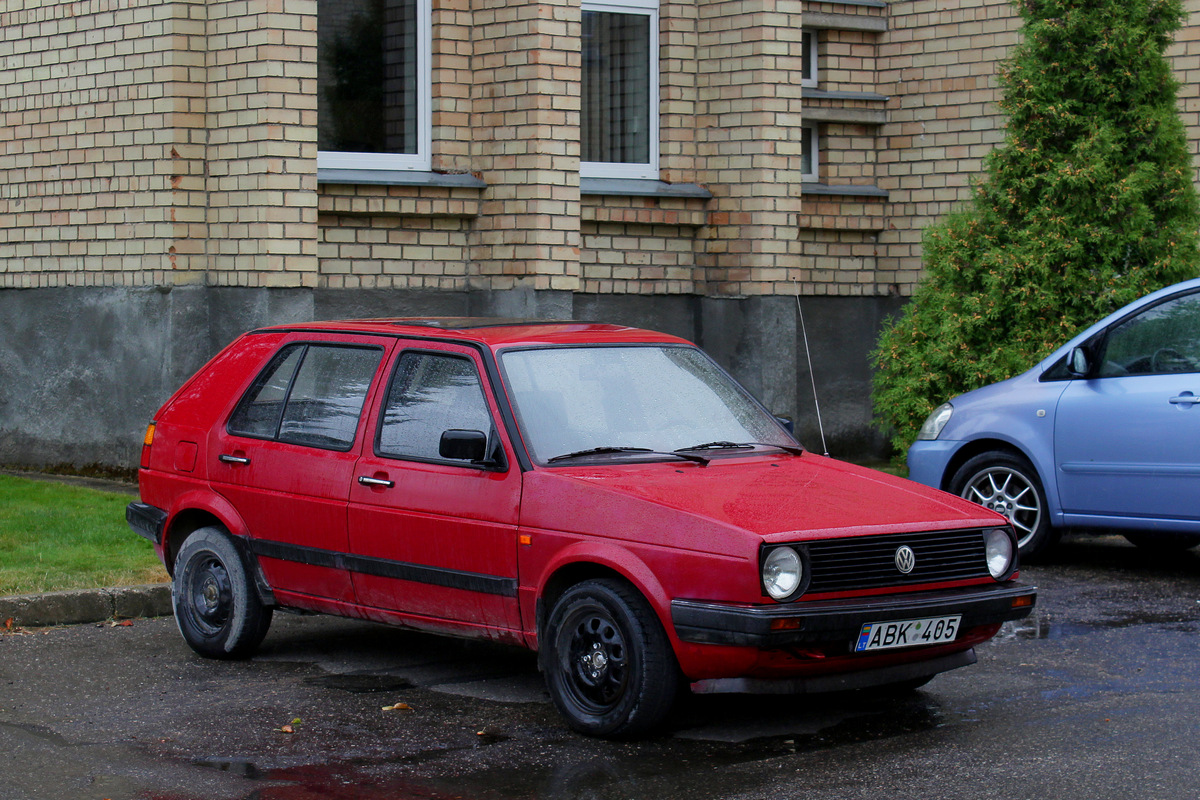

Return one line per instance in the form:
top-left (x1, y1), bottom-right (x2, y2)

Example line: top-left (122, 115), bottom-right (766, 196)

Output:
top-left (228, 343), bottom-right (383, 450)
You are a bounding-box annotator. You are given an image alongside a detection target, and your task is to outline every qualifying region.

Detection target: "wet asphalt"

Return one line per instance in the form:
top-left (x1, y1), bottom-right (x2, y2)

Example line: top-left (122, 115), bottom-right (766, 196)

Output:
top-left (3, 533), bottom-right (1200, 800)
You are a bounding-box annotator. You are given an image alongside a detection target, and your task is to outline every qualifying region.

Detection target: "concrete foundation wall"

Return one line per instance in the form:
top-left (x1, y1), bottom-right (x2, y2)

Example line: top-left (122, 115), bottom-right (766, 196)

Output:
top-left (0, 287), bottom-right (898, 470)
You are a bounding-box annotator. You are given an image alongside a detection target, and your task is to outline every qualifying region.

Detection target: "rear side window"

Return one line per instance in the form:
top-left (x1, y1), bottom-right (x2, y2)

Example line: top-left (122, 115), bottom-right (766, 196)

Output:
top-left (228, 344), bottom-right (383, 450)
top-left (377, 351), bottom-right (493, 461)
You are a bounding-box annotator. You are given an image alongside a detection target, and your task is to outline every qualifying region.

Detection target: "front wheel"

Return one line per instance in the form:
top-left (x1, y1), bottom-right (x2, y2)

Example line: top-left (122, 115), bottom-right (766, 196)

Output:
top-left (950, 451), bottom-right (1057, 560)
top-left (172, 527), bottom-right (273, 659)
top-left (540, 579), bottom-right (679, 738)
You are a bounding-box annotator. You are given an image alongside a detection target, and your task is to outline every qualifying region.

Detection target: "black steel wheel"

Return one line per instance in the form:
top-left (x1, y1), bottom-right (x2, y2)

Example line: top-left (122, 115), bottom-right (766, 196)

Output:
top-left (541, 579), bottom-right (679, 738)
top-left (172, 527), bottom-right (272, 659)
top-left (950, 450), bottom-right (1057, 559)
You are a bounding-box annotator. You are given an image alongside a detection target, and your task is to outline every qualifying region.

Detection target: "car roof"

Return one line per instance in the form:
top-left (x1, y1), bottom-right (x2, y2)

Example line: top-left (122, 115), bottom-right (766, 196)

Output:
top-left (250, 318), bottom-right (693, 349)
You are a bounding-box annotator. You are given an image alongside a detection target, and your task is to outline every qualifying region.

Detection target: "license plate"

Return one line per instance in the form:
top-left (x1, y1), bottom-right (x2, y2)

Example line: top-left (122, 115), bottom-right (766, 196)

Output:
top-left (854, 615), bottom-right (961, 652)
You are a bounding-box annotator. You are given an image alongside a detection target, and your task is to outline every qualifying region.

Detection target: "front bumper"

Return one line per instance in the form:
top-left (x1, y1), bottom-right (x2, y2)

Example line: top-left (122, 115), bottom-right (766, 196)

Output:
top-left (671, 581), bottom-right (1036, 647)
top-left (905, 439), bottom-right (961, 489)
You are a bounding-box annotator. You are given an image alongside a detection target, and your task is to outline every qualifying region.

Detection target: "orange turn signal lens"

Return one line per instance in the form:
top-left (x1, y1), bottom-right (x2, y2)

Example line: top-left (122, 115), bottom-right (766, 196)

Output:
top-left (769, 618), bottom-right (802, 631)
top-left (1012, 595), bottom-right (1034, 609)
top-left (143, 422), bottom-right (156, 447)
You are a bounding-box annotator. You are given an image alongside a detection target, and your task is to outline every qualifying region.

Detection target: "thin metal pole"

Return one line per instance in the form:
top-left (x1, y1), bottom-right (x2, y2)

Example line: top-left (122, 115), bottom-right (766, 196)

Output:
top-left (793, 280), bottom-right (829, 456)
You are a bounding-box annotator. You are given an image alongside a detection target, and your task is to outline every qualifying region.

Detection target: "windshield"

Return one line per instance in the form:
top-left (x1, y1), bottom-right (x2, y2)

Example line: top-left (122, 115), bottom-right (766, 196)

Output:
top-left (500, 345), bottom-right (796, 463)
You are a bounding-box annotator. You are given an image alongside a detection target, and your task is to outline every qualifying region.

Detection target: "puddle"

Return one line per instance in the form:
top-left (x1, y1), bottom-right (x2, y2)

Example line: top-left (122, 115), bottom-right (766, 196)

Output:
top-left (174, 691), bottom-right (948, 800)
top-left (990, 610), bottom-right (1200, 643)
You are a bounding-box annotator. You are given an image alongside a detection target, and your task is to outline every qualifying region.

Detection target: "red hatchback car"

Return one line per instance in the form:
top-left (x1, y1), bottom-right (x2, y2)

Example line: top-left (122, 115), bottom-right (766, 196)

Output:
top-left (127, 318), bottom-right (1036, 736)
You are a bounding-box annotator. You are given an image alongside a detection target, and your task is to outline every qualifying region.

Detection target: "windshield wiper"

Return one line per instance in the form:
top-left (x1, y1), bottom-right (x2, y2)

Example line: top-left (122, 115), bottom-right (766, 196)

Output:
top-left (675, 441), bottom-right (805, 456)
top-left (547, 446), bottom-right (709, 466)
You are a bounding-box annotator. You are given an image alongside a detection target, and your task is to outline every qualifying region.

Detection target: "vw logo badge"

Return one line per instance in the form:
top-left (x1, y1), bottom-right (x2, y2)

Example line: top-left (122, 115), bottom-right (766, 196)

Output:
top-left (895, 545), bottom-right (916, 574)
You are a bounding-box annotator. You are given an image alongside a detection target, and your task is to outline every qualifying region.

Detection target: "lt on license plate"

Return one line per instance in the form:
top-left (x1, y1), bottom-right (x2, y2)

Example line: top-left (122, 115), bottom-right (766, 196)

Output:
top-left (854, 615), bottom-right (961, 652)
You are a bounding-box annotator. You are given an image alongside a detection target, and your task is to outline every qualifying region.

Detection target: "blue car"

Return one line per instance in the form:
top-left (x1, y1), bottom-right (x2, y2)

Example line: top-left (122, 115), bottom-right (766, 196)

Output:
top-left (908, 277), bottom-right (1200, 558)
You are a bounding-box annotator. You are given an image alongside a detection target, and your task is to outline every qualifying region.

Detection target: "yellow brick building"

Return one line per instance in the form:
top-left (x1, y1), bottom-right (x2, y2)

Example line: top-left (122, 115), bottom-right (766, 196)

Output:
top-left (1, 0), bottom-right (1199, 466)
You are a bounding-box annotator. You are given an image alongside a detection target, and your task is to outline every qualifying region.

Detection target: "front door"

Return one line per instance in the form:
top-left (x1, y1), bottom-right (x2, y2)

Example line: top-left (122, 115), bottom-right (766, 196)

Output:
top-left (348, 342), bottom-right (523, 636)
top-left (1055, 289), bottom-right (1200, 522)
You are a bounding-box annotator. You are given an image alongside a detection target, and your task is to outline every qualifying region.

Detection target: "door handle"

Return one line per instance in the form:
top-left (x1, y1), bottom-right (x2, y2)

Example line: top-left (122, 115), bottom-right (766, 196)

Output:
top-left (358, 475), bottom-right (395, 488)
top-left (218, 454), bottom-right (251, 465)
top-left (1169, 392), bottom-right (1199, 407)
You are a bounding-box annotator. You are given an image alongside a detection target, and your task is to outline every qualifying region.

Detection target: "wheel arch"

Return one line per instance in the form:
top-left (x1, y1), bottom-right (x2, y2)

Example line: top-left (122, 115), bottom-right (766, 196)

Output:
top-left (162, 495), bottom-right (275, 607)
top-left (533, 546), bottom-right (673, 651)
top-left (941, 437), bottom-right (1062, 523)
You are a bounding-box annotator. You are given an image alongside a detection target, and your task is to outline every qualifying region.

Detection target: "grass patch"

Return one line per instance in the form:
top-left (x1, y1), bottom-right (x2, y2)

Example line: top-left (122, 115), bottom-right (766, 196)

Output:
top-left (0, 474), bottom-right (166, 597)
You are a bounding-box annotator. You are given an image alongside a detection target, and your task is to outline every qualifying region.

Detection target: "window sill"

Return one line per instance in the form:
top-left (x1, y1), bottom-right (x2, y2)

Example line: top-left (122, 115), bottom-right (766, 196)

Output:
top-left (580, 178), bottom-right (713, 199)
top-left (317, 169), bottom-right (487, 188)
top-left (802, 183), bottom-right (889, 198)
top-left (803, 89), bottom-right (890, 103)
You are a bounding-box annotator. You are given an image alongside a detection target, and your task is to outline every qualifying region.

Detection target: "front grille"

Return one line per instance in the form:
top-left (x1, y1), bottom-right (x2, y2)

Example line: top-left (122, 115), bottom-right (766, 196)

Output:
top-left (804, 528), bottom-right (989, 594)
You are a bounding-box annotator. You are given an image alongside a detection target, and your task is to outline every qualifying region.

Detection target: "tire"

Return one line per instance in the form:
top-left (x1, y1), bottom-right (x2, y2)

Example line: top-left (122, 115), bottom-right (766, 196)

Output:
top-left (172, 527), bottom-right (273, 660)
top-left (540, 579), bottom-right (680, 738)
top-left (950, 450), bottom-right (1057, 560)
top-left (1123, 532), bottom-right (1200, 553)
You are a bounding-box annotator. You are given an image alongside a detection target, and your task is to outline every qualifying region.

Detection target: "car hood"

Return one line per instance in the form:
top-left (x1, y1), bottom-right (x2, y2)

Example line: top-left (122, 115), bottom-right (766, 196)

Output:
top-left (520, 452), bottom-right (1005, 549)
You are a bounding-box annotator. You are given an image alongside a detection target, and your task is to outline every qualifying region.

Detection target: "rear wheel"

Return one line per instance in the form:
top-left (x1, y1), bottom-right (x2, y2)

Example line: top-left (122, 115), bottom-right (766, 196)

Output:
top-left (540, 579), bottom-right (679, 738)
top-left (950, 450), bottom-right (1057, 560)
top-left (172, 527), bottom-right (272, 659)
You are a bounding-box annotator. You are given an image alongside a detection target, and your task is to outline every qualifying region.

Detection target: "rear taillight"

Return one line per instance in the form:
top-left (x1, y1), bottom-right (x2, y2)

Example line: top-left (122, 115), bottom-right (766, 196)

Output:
top-left (140, 421), bottom-right (156, 469)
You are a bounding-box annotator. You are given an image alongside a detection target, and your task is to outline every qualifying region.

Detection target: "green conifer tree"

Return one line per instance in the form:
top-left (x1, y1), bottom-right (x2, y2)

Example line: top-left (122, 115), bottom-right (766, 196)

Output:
top-left (872, 0), bottom-right (1200, 455)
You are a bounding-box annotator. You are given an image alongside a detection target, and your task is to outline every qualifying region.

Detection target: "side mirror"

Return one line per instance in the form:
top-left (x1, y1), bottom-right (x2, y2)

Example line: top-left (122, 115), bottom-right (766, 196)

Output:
top-left (1067, 347), bottom-right (1090, 378)
top-left (439, 429), bottom-right (489, 462)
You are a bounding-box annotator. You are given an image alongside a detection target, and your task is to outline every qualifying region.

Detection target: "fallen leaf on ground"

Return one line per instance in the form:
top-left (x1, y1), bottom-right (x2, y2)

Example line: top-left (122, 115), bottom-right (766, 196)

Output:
top-left (276, 717), bottom-right (302, 733)
top-left (381, 702), bottom-right (412, 712)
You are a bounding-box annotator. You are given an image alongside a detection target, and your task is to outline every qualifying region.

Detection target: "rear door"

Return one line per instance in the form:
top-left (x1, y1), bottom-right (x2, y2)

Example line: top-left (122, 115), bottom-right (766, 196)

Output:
top-left (347, 341), bottom-right (523, 636)
top-left (1055, 289), bottom-right (1200, 521)
top-left (209, 332), bottom-right (392, 603)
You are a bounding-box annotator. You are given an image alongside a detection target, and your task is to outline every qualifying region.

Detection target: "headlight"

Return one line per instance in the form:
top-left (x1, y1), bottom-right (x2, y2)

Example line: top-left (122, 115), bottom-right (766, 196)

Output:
top-left (916, 402), bottom-right (954, 440)
top-left (762, 546), bottom-right (804, 601)
top-left (984, 528), bottom-right (1016, 579)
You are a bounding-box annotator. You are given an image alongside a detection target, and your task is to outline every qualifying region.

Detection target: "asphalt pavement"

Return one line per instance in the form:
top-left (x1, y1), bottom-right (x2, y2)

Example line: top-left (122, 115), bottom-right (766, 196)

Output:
top-left (4, 534), bottom-right (1200, 800)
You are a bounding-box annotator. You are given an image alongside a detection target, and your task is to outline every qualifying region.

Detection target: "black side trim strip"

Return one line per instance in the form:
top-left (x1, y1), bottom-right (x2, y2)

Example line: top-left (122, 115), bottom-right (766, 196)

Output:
top-left (246, 539), bottom-right (517, 597)
top-left (343, 554), bottom-right (516, 596)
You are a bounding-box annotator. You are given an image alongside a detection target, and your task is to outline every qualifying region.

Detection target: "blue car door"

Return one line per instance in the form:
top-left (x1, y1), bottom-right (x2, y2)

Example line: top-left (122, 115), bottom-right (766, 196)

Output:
top-left (1054, 289), bottom-right (1200, 523)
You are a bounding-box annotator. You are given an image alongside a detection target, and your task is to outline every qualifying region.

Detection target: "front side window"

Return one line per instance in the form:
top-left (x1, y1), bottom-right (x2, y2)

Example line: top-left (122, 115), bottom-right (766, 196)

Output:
top-left (229, 344), bottom-right (383, 450)
top-left (581, 0), bottom-right (659, 180)
top-left (318, 0), bottom-right (431, 172)
top-left (500, 345), bottom-right (794, 463)
top-left (1098, 292), bottom-right (1200, 377)
top-left (377, 352), bottom-right (494, 462)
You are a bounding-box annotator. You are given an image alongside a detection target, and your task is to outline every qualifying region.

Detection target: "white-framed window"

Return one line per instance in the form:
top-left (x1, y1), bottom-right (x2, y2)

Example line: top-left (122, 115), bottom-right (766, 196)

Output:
top-left (801, 29), bottom-right (818, 89)
top-left (581, 0), bottom-right (660, 180)
top-left (801, 124), bottom-right (819, 181)
top-left (317, 0), bottom-right (433, 173)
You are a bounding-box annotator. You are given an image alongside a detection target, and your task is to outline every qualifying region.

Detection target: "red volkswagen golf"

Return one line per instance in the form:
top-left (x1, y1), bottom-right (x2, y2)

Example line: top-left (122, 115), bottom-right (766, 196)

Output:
top-left (127, 318), bottom-right (1035, 737)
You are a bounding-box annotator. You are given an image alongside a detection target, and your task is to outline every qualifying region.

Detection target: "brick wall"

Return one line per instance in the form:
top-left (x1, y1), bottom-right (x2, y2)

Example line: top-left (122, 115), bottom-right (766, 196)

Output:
top-left (204, 0), bottom-right (319, 287)
top-left (875, 0), bottom-right (1021, 294)
top-left (0, 0), bottom-right (206, 288)
top-left (5, 0), bottom-right (1200, 299)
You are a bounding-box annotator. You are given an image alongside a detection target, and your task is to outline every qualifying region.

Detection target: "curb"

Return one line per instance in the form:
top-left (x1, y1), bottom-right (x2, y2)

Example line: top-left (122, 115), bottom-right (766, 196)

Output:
top-left (0, 584), bottom-right (172, 628)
